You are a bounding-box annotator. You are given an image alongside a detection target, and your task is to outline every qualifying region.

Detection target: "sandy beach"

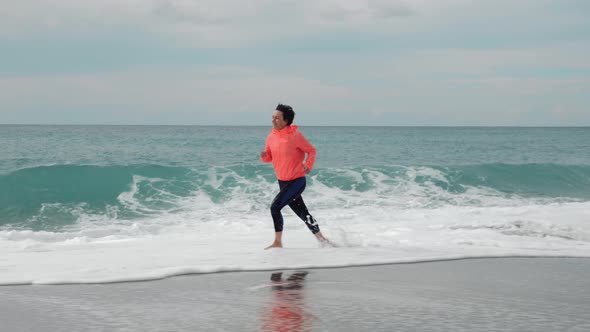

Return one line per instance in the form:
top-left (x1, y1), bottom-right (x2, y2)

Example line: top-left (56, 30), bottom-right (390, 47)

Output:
top-left (1, 257), bottom-right (589, 332)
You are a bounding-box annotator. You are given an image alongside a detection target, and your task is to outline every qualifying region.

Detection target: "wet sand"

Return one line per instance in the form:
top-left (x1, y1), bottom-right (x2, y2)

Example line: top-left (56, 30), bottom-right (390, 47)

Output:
top-left (1, 258), bottom-right (589, 331)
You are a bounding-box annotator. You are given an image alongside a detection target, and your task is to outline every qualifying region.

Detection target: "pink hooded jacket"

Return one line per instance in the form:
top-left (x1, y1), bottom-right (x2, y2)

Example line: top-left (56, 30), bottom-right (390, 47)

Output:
top-left (260, 125), bottom-right (316, 181)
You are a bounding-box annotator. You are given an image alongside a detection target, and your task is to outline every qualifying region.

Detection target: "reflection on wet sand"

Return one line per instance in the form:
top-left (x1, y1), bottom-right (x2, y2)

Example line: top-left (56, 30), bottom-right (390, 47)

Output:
top-left (260, 271), bottom-right (315, 331)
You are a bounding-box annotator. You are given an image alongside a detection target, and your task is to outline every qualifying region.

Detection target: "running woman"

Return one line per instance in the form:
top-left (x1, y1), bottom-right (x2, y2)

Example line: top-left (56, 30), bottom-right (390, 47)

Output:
top-left (260, 103), bottom-right (330, 249)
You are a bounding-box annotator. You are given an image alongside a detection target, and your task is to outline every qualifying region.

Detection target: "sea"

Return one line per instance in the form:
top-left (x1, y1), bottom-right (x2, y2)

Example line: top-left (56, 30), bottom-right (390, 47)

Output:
top-left (1, 125), bottom-right (589, 284)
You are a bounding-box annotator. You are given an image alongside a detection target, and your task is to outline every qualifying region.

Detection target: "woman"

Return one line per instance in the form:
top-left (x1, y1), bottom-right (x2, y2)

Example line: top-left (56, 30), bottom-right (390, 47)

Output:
top-left (260, 103), bottom-right (331, 249)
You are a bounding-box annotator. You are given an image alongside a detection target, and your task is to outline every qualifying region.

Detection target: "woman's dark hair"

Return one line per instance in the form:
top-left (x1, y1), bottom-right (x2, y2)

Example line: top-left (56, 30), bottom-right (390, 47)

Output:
top-left (276, 103), bottom-right (295, 125)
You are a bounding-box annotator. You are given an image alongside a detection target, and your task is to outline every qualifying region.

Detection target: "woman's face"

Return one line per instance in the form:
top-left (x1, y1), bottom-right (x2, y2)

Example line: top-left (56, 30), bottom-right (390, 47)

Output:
top-left (272, 111), bottom-right (288, 130)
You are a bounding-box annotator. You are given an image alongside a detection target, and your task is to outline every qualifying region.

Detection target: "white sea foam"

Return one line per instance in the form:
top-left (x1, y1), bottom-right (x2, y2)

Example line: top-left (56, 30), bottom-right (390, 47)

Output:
top-left (2, 166), bottom-right (590, 285)
top-left (1, 201), bottom-right (590, 284)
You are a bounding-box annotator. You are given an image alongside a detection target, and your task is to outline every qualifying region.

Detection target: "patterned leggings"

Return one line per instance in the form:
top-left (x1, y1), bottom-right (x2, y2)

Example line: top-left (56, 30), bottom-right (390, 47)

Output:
top-left (270, 177), bottom-right (320, 234)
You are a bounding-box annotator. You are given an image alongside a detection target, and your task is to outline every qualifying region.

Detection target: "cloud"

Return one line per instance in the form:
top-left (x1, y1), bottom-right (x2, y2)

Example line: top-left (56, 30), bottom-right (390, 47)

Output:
top-left (147, 0), bottom-right (416, 46)
top-left (0, 0), bottom-right (416, 44)
top-left (151, 0), bottom-right (261, 24)
top-left (0, 65), bottom-right (356, 111)
top-left (4, 0), bottom-right (583, 50)
top-left (0, 1), bottom-right (151, 38)
top-left (369, 0), bottom-right (415, 18)
top-left (309, 0), bottom-right (414, 22)
top-left (1, 0), bottom-right (588, 125)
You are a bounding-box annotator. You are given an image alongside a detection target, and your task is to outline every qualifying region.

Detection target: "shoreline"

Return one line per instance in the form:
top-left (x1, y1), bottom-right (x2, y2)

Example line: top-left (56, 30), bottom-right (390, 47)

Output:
top-left (2, 255), bottom-right (589, 286)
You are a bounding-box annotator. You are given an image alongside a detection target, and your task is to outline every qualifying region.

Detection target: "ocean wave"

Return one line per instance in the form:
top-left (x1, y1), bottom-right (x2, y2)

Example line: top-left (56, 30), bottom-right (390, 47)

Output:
top-left (1, 163), bottom-right (589, 229)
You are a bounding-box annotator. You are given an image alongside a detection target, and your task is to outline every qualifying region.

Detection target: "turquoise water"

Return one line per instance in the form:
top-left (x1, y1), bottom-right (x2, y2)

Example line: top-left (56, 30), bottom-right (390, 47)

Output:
top-left (2, 125), bottom-right (590, 285)
top-left (1, 125), bottom-right (589, 230)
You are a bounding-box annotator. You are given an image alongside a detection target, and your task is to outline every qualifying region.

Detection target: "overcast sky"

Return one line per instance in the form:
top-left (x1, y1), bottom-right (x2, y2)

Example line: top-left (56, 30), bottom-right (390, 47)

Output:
top-left (1, 0), bottom-right (589, 126)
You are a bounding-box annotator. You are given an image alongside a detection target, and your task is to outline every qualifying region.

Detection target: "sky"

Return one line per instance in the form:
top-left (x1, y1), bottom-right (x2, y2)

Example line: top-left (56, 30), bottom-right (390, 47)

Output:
top-left (1, 0), bottom-right (589, 126)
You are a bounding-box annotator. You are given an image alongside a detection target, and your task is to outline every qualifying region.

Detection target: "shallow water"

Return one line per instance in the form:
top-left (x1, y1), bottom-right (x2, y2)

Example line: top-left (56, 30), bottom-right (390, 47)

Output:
top-left (1, 258), bottom-right (589, 332)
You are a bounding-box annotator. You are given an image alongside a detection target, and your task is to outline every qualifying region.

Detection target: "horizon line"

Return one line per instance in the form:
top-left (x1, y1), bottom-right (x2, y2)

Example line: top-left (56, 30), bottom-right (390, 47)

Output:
top-left (1, 123), bottom-right (589, 128)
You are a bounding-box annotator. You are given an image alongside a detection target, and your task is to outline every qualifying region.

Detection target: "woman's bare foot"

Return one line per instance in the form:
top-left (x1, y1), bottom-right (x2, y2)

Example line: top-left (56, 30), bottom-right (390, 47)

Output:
top-left (314, 231), bottom-right (328, 242)
top-left (265, 232), bottom-right (283, 250)
top-left (319, 239), bottom-right (335, 248)
top-left (314, 231), bottom-right (335, 247)
top-left (265, 241), bottom-right (283, 250)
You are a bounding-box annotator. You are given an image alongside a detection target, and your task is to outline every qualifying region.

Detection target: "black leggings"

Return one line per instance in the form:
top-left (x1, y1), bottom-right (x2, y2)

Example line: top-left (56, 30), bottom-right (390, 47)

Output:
top-left (270, 177), bottom-right (320, 234)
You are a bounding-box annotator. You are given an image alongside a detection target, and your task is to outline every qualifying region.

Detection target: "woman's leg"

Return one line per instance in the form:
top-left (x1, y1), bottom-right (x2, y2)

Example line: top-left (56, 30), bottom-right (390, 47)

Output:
top-left (265, 177), bottom-right (306, 249)
top-left (288, 196), bottom-right (320, 234)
